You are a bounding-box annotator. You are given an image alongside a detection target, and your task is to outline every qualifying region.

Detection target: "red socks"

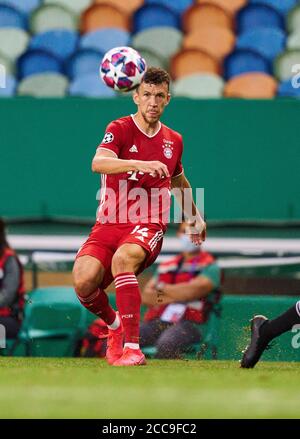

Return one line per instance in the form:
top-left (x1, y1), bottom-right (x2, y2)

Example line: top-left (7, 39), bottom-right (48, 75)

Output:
top-left (77, 288), bottom-right (116, 326)
top-left (114, 272), bottom-right (141, 344)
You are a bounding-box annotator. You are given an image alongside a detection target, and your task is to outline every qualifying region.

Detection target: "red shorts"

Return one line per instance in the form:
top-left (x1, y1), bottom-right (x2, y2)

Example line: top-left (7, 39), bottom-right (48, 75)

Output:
top-left (76, 222), bottom-right (164, 289)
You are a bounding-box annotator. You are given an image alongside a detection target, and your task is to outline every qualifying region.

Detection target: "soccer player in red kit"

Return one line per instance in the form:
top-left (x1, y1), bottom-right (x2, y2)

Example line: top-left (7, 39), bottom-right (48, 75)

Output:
top-left (73, 67), bottom-right (206, 366)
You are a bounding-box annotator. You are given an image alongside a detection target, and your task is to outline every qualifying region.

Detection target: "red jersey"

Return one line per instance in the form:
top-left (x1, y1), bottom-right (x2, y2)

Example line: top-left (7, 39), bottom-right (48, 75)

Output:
top-left (96, 115), bottom-right (184, 229)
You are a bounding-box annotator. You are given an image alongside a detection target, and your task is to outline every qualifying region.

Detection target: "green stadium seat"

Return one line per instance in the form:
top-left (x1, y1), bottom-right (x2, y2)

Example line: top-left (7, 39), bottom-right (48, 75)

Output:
top-left (0, 51), bottom-right (14, 75)
top-left (0, 28), bottom-right (29, 62)
top-left (287, 31), bottom-right (300, 50)
top-left (137, 48), bottom-right (167, 70)
top-left (287, 5), bottom-right (300, 34)
top-left (131, 26), bottom-right (183, 65)
top-left (173, 73), bottom-right (224, 98)
top-left (11, 287), bottom-right (87, 357)
top-left (30, 4), bottom-right (78, 34)
top-left (44, 0), bottom-right (92, 16)
top-left (274, 49), bottom-right (300, 81)
top-left (17, 73), bottom-right (69, 97)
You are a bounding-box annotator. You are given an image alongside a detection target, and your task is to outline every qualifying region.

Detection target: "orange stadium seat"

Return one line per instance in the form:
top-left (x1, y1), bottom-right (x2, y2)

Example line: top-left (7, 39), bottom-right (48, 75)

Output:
top-left (183, 27), bottom-right (235, 61)
top-left (196, 0), bottom-right (247, 16)
top-left (81, 4), bottom-right (130, 34)
top-left (224, 72), bottom-right (278, 98)
top-left (170, 49), bottom-right (220, 80)
top-left (94, 0), bottom-right (143, 15)
top-left (182, 3), bottom-right (234, 34)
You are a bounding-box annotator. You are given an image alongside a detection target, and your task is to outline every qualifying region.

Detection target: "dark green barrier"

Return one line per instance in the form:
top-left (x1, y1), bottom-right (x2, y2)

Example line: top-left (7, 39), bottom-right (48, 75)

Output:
top-left (1, 98), bottom-right (300, 220)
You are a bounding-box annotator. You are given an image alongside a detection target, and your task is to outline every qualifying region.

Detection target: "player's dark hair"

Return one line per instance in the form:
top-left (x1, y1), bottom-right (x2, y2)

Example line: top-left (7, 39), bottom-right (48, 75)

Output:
top-left (141, 67), bottom-right (170, 90)
top-left (0, 218), bottom-right (8, 256)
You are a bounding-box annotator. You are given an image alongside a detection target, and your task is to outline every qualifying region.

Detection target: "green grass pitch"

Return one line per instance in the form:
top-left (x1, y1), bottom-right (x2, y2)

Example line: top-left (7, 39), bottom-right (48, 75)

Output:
top-left (0, 358), bottom-right (299, 419)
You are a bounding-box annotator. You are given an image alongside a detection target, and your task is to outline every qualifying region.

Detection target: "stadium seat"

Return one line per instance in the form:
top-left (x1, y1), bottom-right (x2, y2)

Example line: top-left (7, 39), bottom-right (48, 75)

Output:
top-left (145, 0), bottom-right (194, 15)
top-left (79, 28), bottom-right (130, 53)
top-left (237, 4), bottom-right (285, 33)
top-left (287, 31), bottom-right (300, 50)
top-left (137, 48), bottom-right (167, 70)
top-left (183, 27), bottom-right (235, 61)
top-left (274, 50), bottom-right (300, 81)
top-left (173, 73), bottom-right (224, 98)
top-left (17, 49), bottom-right (63, 80)
top-left (132, 4), bottom-right (180, 34)
top-left (0, 28), bottom-right (29, 61)
top-left (171, 49), bottom-right (220, 80)
top-left (224, 72), bottom-right (277, 98)
top-left (69, 73), bottom-right (115, 97)
top-left (0, 51), bottom-right (14, 75)
top-left (224, 49), bottom-right (271, 80)
top-left (11, 287), bottom-right (87, 357)
top-left (18, 72), bottom-right (69, 97)
top-left (131, 27), bottom-right (183, 65)
top-left (44, 0), bottom-right (92, 16)
top-left (0, 4), bottom-right (27, 29)
top-left (182, 4), bottom-right (233, 34)
top-left (277, 79), bottom-right (300, 98)
top-left (1, 0), bottom-right (41, 15)
top-left (94, 0), bottom-right (143, 15)
top-left (0, 74), bottom-right (16, 97)
top-left (236, 28), bottom-right (286, 61)
top-left (30, 30), bottom-right (79, 60)
top-left (81, 4), bottom-right (130, 33)
top-left (196, 0), bottom-right (247, 15)
top-left (250, 0), bottom-right (298, 16)
top-left (30, 4), bottom-right (78, 34)
top-left (287, 6), bottom-right (300, 34)
top-left (65, 48), bottom-right (103, 80)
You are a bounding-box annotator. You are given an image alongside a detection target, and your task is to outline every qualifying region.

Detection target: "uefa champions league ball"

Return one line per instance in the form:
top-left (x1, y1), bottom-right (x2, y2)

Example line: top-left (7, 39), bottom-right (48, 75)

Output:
top-left (100, 46), bottom-right (147, 92)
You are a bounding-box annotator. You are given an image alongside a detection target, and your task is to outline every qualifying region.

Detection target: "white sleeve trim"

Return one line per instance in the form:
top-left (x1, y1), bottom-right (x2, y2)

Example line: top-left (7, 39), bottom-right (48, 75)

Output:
top-left (97, 147), bottom-right (118, 158)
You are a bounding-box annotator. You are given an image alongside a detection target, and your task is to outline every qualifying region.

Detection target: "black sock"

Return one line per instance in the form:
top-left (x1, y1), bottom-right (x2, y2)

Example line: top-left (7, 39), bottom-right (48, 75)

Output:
top-left (260, 303), bottom-right (300, 341)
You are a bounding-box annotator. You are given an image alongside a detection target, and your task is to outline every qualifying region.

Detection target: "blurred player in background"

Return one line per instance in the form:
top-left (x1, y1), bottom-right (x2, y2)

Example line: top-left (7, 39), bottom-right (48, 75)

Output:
top-left (0, 218), bottom-right (25, 341)
top-left (73, 67), bottom-right (206, 366)
top-left (241, 301), bottom-right (300, 368)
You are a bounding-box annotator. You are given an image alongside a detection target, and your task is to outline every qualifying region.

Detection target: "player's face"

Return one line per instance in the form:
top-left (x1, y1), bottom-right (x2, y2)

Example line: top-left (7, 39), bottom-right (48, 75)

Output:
top-left (133, 82), bottom-right (171, 124)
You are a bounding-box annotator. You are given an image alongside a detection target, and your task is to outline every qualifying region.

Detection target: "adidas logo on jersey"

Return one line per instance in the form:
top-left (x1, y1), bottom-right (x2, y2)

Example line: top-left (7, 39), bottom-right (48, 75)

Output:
top-left (129, 145), bottom-right (138, 153)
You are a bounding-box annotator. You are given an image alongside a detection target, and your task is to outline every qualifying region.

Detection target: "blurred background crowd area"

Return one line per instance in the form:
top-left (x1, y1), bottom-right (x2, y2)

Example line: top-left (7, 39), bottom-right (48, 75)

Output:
top-left (1, 0), bottom-right (300, 98)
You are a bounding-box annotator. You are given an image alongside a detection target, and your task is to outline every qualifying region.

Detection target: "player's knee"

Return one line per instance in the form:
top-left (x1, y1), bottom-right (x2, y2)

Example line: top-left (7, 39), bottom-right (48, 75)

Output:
top-left (111, 245), bottom-right (145, 276)
top-left (73, 266), bottom-right (99, 298)
top-left (111, 252), bottom-right (128, 274)
top-left (73, 276), bottom-right (97, 298)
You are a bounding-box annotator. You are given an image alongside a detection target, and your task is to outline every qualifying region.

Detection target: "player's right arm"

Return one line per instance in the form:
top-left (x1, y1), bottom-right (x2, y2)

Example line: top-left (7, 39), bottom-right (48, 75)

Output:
top-left (92, 148), bottom-right (169, 178)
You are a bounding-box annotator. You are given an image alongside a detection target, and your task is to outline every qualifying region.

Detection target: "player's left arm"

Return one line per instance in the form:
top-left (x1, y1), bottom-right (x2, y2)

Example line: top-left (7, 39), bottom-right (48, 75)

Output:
top-left (157, 264), bottom-right (221, 302)
top-left (171, 172), bottom-right (206, 244)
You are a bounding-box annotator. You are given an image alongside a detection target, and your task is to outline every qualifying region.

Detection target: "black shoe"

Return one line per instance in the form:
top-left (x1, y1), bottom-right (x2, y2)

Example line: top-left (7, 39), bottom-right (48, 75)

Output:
top-left (240, 315), bottom-right (270, 368)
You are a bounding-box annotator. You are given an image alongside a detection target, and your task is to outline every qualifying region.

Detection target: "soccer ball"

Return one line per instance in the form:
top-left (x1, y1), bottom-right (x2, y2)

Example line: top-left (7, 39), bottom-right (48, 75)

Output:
top-left (100, 46), bottom-right (147, 92)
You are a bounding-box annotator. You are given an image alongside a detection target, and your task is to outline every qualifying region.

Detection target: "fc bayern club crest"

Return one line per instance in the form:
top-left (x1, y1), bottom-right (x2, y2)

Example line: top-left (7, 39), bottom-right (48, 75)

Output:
top-left (163, 147), bottom-right (173, 159)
